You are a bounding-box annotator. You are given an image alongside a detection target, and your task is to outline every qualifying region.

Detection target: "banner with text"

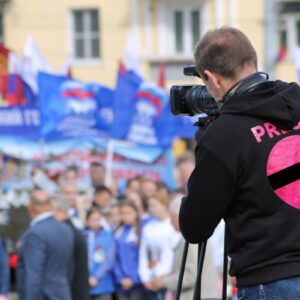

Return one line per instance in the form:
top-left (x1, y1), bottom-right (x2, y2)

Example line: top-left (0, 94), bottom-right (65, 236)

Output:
top-left (0, 105), bottom-right (40, 138)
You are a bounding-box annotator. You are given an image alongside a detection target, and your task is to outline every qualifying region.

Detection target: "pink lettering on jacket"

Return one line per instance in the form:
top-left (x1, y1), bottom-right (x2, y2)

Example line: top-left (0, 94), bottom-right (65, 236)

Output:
top-left (251, 121), bottom-right (300, 143)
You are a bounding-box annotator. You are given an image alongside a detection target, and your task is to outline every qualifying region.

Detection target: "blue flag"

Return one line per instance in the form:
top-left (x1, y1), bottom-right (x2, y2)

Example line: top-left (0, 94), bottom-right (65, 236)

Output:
top-left (110, 65), bottom-right (143, 139)
top-left (127, 82), bottom-right (182, 148)
top-left (176, 115), bottom-right (198, 139)
top-left (0, 105), bottom-right (40, 138)
top-left (111, 65), bottom-right (180, 148)
top-left (38, 72), bottom-right (114, 140)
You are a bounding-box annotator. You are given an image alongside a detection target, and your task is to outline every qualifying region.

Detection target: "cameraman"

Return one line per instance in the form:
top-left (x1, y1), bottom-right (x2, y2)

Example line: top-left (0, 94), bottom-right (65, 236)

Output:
top-left (179, 26), bottom-right (300, 299)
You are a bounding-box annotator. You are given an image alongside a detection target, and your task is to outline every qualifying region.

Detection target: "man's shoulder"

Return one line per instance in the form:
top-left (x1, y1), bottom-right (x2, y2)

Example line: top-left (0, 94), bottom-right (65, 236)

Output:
top-left (197, 112), bottom-right (249, 147)
top-left (32, 216), bottom-right (72, 237)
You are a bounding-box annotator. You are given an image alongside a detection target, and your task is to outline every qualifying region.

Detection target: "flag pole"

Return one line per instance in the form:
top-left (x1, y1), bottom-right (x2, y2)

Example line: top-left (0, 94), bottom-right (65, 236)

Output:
top-left (105, 139), bottom-right (115, 187)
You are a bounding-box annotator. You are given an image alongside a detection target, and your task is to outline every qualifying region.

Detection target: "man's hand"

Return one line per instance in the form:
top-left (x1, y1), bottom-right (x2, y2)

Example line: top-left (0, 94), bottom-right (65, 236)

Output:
top-left (0, 295), bottom-right (10, 300)
top-left (121, 278), bottom-right (134, 289)
top-left (89, 276), bottom-right (98, 287)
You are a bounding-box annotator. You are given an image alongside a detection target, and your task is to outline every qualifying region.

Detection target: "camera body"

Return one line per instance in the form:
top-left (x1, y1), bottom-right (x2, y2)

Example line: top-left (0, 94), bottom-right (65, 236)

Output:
top-left (170, 65), bottom-right (219, 117)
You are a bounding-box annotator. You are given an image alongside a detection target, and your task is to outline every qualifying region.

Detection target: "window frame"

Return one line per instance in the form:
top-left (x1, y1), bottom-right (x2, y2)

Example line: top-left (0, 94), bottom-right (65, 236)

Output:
top-left (0, 11), bottom-right (3, 44)
top-left (69, 8), bottom-right (101, 64)
top-left (277, 13), bottom-right (300, 61)
top-left (167, 3), bottom-right (203, 57)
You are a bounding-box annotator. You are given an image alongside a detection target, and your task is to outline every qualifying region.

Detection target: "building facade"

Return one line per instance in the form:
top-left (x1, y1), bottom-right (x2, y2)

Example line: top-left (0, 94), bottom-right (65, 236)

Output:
top-left (1, 0), bottom-right (299, 87)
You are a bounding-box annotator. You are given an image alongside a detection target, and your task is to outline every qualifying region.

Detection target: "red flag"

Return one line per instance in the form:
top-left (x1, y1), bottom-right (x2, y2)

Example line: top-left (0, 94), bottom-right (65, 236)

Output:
top-left (6, 52), bottom-right (25, 105)
top-left (66, 67), bottom-right (72, 78)
top-left (6, 73), bottom-right (25, 105)
top-left (157, 62), bottom-right (166, 88)
top-left (278, 46), bottom-right (287, 62)
top-left (118, 60), bottom-right (126, 75)
top-left (0, 44), bottom-right (9, 102)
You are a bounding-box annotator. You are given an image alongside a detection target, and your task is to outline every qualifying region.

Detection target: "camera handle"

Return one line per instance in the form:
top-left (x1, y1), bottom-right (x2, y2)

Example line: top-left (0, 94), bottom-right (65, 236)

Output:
top-left (175, 225), bottom-right (228, 300)
top-left (194, 114), bottom-right (219, 131)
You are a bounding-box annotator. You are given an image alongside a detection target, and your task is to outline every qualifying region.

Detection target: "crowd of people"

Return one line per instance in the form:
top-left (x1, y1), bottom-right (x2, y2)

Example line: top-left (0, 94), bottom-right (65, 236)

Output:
top-left (0, 152), bottom-right (231, 300)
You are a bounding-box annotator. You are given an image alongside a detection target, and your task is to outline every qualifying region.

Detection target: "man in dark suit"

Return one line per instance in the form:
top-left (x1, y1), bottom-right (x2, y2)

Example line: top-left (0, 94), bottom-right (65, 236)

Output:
top-left (53, 195), bottom-right (90, 300)
top-left (17, 188), bottom-right (74, 300)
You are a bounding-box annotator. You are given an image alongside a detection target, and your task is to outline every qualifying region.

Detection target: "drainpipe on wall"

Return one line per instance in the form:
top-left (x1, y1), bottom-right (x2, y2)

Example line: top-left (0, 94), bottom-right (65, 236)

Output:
top-left (264, 0), bottom-right (278, 78)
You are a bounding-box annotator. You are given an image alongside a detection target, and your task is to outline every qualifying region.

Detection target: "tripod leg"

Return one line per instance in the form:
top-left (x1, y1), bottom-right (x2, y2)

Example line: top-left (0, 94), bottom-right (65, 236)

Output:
top-left (175, 241), bottom-right (189, 300)
top-left (222, 226), bottom-right (228, 300)
top-left (192, 241), bottom-right (207, 300)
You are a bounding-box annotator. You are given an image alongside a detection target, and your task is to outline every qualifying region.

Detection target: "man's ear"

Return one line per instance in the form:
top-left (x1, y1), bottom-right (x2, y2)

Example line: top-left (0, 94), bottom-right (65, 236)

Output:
top-left (27, 203), bottom-right (34, 216)
top-left (203, 70), bottom-right (222, 88)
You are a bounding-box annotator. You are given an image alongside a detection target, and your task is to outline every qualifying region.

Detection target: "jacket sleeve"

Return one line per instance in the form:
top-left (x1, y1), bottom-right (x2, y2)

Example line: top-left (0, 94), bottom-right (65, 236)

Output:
top-left (0, 239), bottom-right (9, 295)
top-left (23, 231), bottom-right (46, 300)
top-left (152, 236), bottom-right (175, 277)
top-left (138, 227), bottom-right (151, 283)
top-left (114, 252), bottom-right (124, 284)
top-left (179, 145), bottom-right (236, 243)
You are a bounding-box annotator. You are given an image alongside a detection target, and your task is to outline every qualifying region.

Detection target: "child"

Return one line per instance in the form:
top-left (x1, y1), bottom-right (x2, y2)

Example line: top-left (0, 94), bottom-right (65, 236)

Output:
top-left (138, 195), bottom-right (181, 300)
top-left (114, 201), bottom-right (147, 300)
top-left (83, 207), bottom-right (116, 300)
top-left (107, 204), bottom-right (121, 232)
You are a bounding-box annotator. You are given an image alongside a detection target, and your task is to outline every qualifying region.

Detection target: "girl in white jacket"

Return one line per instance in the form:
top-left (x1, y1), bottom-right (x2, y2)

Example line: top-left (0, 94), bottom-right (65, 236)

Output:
top-left (138, 194), bottom-right (181, 300)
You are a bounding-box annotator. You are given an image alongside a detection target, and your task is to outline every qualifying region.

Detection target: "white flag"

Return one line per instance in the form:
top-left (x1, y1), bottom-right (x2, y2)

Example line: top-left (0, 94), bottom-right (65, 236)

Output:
top-left (293, 47), bottom-right (300, 83)
top-left (22, 36), bottom-right (54, 94)
top-left (124, 33), bottom-right (143, 77)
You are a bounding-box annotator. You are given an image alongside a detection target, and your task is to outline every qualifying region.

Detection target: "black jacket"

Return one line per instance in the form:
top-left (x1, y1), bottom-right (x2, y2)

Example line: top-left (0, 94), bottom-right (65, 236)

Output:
top-left (179, 80), bottom-right (300, 287)
top-left (65, 219), bottom-right (90, 300)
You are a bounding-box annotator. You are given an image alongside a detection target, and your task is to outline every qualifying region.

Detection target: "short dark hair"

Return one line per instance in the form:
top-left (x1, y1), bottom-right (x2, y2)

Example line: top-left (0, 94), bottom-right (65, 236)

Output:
top-left (125, 176), bottom-right (142, 189)
top-left (30, 188), bottom-right (51, 206)
top-left (65, 165), bottom-right (78, 174)
top-left (90, 162), bottom-right (105, 169)
top-left (86, 207), bottom-right (102, 221)
top-left (194, 27), bottom-right (257, 80)
top-left (94, 185), bottom-right (112, 196)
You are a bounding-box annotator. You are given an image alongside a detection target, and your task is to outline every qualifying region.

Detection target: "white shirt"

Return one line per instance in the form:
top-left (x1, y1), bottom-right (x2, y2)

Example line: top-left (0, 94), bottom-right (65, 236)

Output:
top-left (138, 217), bottom-right (181, 282)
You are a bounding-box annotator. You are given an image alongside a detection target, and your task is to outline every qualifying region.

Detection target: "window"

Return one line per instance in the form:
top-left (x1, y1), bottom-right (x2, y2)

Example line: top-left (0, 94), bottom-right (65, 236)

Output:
top-left (0, 12), bottom-right (4, 43)
top-left (296, 20), bottom-right (300, 46)
top-left (71, 9), bottom-right (100, 60)
top-left (191, 11), bottom-right (200, 48)
top-left (174, 11), bottom-right (184, 53)
top-left (171, 6), bottom-right (202, 55)
top-left (156, 0), bottom-right (204, 58)
top-left (276, 15), bottom-right (300, 61)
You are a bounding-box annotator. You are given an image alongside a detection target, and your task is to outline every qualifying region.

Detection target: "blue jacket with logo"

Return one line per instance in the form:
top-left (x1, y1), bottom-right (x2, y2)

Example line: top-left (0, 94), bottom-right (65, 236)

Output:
top-left (83, 228), bottom-right (116, 295)
top-left (114, 225), bottom-right (144, 292)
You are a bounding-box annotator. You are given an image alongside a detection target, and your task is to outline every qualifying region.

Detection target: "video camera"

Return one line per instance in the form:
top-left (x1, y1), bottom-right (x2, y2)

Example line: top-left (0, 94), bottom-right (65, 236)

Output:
top-left (170, 65), bottom-right (220, 117)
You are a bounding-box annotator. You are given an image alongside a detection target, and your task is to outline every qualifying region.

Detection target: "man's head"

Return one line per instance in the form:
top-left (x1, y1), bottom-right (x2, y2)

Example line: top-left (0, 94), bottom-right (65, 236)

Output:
top-left (61, 184), bottom-right (78, 207)
top-left (28, 189), bottom-right (52, 219)
top-left (52, 194), bottom-right (70, 222)
top-left (140, 178), bottom-right (158, 198)
top-left (89, 162), bottom-right (105, 188)
top-left (194, 26), bottom-right (258, 101)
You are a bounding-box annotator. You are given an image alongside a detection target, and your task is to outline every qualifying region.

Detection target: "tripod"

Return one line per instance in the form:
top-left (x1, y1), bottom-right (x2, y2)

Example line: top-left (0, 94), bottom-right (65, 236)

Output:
top-left (175, 227), bottom-right (228, 300)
